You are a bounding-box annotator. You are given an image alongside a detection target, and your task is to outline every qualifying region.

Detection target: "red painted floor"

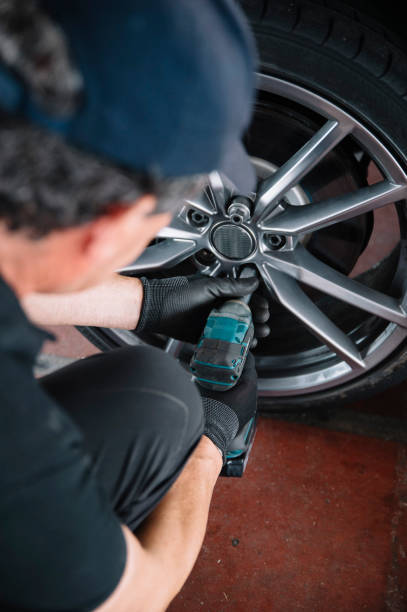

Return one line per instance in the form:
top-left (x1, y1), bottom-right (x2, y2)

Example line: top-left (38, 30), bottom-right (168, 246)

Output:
top-left (169, 419), bottom-right (407, 612)
top-left (42, 326), bottom-right (407, 611)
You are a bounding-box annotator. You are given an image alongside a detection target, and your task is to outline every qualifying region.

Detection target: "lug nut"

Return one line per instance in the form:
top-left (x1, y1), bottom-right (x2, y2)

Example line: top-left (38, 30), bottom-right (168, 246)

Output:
top-left (227, 197), bottom-right (252, 223)
top-left (188, 209), bottom-right (209, 227)
top-left (265, 234), bottom-right (286, 250)
top-left (195, 249), bottom-right (216, 266)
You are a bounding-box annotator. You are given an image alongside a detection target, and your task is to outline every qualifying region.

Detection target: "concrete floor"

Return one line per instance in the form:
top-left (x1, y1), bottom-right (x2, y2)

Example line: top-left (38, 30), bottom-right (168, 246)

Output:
top-left (39, 327), bottom-right (407, 611)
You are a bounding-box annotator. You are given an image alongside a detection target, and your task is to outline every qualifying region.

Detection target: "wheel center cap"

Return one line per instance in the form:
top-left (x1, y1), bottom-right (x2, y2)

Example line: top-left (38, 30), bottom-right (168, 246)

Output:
top-left (211, 223), bottom-right (255, 260)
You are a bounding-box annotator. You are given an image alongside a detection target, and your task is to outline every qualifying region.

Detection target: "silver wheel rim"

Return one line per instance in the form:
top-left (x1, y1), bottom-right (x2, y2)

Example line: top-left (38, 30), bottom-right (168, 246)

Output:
top-left (116, 74), bottom-right (407, 396)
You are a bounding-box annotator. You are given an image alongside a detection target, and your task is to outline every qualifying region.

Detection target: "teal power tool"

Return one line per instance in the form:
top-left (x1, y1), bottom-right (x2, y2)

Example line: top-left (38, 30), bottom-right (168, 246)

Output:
top-left (190, 268), bottom-right (258, 477)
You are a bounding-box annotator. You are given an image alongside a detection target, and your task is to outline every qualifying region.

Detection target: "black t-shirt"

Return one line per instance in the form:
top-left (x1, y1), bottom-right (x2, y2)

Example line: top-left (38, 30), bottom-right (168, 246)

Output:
top-left (0, 278), bottom-right (126, 611)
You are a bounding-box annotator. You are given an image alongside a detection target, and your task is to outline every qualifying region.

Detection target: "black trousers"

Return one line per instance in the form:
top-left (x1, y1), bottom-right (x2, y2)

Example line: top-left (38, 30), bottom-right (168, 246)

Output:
top-left (41, 345), bottom-right (204, 531)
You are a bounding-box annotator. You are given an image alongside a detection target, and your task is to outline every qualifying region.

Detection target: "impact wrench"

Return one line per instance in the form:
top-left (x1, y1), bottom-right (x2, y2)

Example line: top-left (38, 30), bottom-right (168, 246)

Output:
top-left (190, 267), bottom-right (258, 477)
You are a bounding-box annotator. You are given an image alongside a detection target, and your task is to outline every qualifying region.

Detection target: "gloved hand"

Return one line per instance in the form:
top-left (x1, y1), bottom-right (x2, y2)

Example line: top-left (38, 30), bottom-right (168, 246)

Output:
top-left (198, 352), bottom-right (258, 463)
top-left (136, 275), bottom-right (270, 344)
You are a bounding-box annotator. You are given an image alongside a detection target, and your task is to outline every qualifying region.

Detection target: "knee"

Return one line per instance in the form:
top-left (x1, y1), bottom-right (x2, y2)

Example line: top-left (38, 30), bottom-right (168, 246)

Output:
top-left (112, 345), bottom-right (204, 451)
top-left (43, 344), bottom-right (204, 459)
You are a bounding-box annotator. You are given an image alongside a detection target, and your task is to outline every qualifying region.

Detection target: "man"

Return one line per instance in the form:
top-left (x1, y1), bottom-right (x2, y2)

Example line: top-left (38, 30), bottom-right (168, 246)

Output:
top-left (0, 1), bottom-right (270, 610)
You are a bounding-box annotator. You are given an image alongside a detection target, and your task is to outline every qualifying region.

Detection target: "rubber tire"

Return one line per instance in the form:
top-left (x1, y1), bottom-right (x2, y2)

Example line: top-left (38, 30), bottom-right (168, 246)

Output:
top-left (79, 0), bottom-right (407, 411)
top-left (243, 0), bottom-right (407, 410)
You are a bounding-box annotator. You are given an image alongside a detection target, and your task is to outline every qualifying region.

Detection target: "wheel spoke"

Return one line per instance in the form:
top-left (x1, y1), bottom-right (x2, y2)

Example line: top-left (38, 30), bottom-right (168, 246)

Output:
top-left (259, 263), bottom-right (366, 369)
top-left (119, 239), bottom-right (198, 274)
top-left (185, 188), bottom-right (217, 216)
top-left (265, 245), bottom-right (407, 327)
top-left (164, 338), bottom-right (184, 357)
top-left (252, 119), bottom-right (352, 223)
top-left (207, 171), bottom-right (236, 216)
top-left (261, 181), bottom-right (407, 234)
top-left (207, 261), bottom-right (222, 277)
top-left (156, 217), bottom-right (205, 241)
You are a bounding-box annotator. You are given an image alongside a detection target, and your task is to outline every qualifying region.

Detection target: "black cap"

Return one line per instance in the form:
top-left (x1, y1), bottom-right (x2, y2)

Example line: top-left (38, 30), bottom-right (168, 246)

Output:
top-left (1, 0), bottom-right (257, 192)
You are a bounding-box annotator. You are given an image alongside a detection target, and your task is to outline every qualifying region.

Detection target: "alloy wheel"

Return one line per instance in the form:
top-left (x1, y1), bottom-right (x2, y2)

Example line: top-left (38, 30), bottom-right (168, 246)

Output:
top-left (116, 75), bottom-right (407, 396)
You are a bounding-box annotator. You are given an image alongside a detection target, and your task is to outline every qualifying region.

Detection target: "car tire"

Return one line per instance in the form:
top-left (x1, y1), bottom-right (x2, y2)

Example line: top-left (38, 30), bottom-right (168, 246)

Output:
top-left (79, 0), bottom-right (407, 411)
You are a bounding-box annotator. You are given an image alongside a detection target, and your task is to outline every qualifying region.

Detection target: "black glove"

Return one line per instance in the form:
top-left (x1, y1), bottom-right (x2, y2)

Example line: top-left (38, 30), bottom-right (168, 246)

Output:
top-left (198, 352), bottom-right (258, 463)
top-left (136, 275), bottom-right (270, 344)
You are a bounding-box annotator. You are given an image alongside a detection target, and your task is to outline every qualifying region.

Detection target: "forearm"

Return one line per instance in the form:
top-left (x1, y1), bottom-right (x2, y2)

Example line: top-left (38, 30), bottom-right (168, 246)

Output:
top-left (136, 436), bottom-right (222, 608)
top-left (95, 436), bottom-right (222, 612)
top-left (22, 274), bottom-right (144, 329)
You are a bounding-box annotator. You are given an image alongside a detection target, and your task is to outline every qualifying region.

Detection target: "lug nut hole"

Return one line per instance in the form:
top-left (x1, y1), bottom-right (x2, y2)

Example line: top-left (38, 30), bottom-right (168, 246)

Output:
top-left (195, 249), bottom-right (216, 266)
top-left (265, 234), bottom-right (286, 250)
top-left (188, 210), bottom-right (209, 227)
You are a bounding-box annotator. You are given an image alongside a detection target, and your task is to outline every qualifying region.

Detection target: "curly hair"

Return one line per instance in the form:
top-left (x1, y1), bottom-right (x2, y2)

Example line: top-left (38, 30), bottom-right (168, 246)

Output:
top-left (0, 1), bottom-right (206, 237)
top-left (0, 116), bottom-right (206, 237)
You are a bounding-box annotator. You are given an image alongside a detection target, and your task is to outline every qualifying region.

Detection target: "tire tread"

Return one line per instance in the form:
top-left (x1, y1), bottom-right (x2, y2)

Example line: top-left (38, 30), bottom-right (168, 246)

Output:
top-left (243, 0), bottom-right (407, 105)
